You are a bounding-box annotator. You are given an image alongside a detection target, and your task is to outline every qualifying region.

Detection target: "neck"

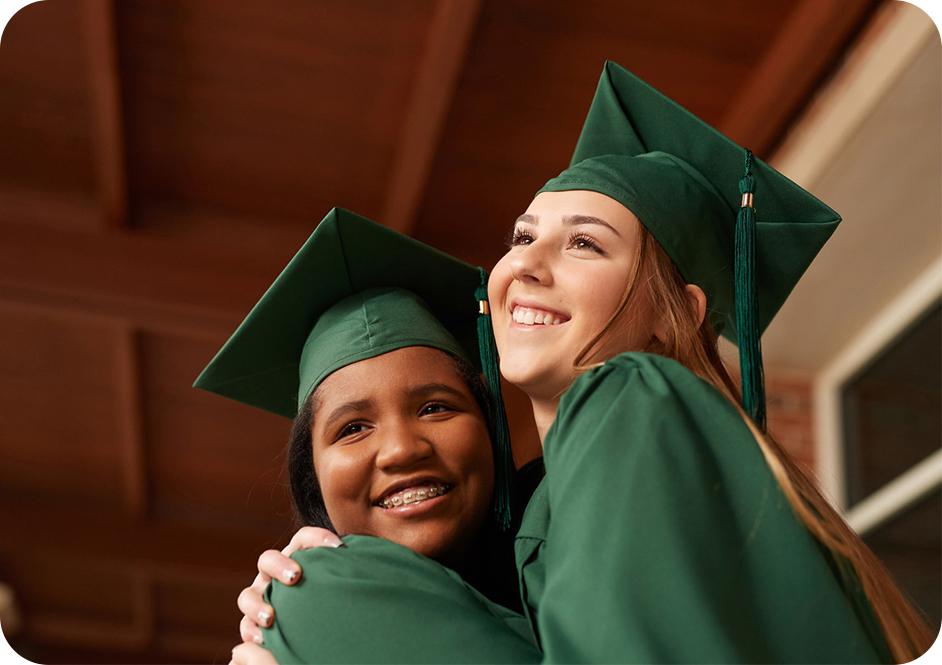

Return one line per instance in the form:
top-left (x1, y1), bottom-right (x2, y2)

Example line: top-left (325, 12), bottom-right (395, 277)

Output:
top-left (530, 395), bottom-right (560, 445)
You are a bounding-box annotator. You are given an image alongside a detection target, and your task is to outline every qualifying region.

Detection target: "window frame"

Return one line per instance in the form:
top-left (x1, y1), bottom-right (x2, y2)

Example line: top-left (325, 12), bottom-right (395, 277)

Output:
top-left (813, 257), bottom-right (942, 534)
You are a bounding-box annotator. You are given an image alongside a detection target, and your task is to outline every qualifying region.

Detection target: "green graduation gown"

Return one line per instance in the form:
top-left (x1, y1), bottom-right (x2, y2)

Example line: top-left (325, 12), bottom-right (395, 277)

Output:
top-left (515, 351), bottom-right (891, 663)
top-left (262, 535), bottom-right (540, 664)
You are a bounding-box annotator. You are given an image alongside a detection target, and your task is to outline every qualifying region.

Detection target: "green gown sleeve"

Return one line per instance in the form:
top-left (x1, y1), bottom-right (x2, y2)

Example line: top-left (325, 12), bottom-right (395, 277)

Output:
top-left (261, 534), bottom-right (540, 664)
top-left (536, 352), bottom-right (884, 663)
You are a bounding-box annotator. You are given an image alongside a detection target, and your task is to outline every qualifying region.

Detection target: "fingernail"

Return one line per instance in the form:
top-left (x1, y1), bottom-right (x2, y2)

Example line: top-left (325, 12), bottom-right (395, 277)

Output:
top-left (253, 634), bottom-right (265, 646)
top-left (258, 610), bottom-right (272, 625)
top-left (283, 568), bottom-right (298, 583)
top-left (323, 534), bottom-right (343, 548)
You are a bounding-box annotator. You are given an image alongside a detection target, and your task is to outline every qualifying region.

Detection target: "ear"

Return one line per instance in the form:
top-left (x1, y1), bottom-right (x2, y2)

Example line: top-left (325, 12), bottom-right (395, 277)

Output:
top-left (652, 283), bottom-right (708, 346)
top-left (685, 284), bottom-right (707, 328)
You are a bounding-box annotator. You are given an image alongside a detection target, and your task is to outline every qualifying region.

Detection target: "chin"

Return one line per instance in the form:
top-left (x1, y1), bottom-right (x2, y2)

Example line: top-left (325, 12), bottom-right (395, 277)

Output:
top-left (389, 524), bottom-right (459, 561)
top-left (500, 357), bottom-right (575, 400)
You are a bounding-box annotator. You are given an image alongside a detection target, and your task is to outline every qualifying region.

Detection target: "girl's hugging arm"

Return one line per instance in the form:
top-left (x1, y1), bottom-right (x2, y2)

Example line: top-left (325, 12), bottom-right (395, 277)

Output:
top-left (262, 534), bottom-right (540, 665)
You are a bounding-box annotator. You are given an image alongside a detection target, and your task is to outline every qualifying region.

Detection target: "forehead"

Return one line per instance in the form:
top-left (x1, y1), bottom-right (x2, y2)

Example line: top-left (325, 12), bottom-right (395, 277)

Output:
top-left (524, 190), bottom-right (639, 229)
top-left (313, 346), bottom-right (464, 410)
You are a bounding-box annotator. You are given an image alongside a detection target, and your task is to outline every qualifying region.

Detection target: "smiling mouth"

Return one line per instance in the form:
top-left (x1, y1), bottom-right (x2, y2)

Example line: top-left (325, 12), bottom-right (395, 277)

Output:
top-left (376, 483), bottom-right (452, 509)
top-left (511, 305), bottom-right (570, 327)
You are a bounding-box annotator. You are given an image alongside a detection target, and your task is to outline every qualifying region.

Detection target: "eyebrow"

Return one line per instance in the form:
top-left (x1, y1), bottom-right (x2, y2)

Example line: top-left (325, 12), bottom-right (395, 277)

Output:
top-left (321, 399), bottom-right (374, 432)
top-left (515, 213), bottom-right (621, 237)
top-left (406, 382), bottom-right (468, 402)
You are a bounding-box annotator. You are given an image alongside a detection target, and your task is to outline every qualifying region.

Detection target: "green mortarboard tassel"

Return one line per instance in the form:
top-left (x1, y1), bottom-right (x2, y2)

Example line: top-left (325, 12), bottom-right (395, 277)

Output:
top-left (734, 150), bottom-right (767, 431)
top-left (475, 267), bottom-right (514, 531)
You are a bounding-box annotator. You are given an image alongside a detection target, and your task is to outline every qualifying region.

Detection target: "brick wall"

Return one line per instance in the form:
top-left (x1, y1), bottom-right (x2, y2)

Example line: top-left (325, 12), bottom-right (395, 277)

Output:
top-left (764, 372), bottom-right (816, 471)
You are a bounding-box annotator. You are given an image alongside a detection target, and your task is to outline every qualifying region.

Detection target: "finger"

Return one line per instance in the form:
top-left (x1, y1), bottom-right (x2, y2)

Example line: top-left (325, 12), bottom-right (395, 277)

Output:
top-left (239, 615), bottom-right (265, 645)
top-left (232, 642), bottom-right (274, 665)
top-left (238, 587), bottom-right (274, 629)
top-left (283, 526), bottom-right (342, 556)
top-left (232, 643), bottom-right (247, 665)
top-left (258, 549), bottom-right (301, 585)
top-left (249, 571), bottom-right (270, 595)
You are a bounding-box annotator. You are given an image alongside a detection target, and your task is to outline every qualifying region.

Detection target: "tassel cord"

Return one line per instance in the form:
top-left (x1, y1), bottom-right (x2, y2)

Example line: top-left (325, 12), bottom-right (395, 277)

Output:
top-left (734, 151), bottom-right (767, 431)
top-left (475, 268), bottom-right (515, 530)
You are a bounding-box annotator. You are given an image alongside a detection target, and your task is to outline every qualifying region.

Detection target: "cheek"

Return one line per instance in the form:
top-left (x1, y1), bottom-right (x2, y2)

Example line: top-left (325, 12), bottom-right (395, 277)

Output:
top-left (487, 256), bottom-right (514, 350)
top-left (487, 254), bottom-right (513, 308)
top-left (570, 263), bottom-right (631, 325)
top-left (441, 420), bottom-right (494, 486)
top-left (461, 427), bottom-right (496, 494)
top-left (313, 449), bottom-right (368, 517)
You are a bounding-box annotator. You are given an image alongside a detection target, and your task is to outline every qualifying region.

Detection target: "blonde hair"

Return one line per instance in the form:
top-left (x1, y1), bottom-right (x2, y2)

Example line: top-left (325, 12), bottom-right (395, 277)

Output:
top-left (575, 227), bottom-right (934, 663)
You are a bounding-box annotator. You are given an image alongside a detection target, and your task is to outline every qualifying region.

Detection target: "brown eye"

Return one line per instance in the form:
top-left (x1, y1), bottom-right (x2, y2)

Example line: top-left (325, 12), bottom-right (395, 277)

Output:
top-left (507, 227), bottom-right (535, 247)
top-left (568, 233), bottom-right (604, 254)
top-left (419, 402), bottom-right (454, 416)
top-left (337, 422), bottom-right (369, 441)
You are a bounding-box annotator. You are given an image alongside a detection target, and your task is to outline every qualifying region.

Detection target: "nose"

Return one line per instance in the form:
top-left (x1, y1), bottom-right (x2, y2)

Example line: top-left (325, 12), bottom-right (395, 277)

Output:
top-left (510, 240), bottom-right (553, 286)
top-left (374, 420), bottom-right (434, 471)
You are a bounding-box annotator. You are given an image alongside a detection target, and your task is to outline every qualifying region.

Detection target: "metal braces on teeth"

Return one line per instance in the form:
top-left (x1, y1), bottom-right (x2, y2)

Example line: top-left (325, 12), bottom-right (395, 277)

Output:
top-left (380, 484), bottom-right (448, 509)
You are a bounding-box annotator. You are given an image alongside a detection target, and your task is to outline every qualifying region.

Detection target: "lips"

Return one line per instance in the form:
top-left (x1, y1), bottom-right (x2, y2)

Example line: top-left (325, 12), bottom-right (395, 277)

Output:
top-left (378, 483), bottom-right (451, 509)
top-left (509, 299), bottom-right (571, 327)
top-left (373, 477), bottom-right (453, 510)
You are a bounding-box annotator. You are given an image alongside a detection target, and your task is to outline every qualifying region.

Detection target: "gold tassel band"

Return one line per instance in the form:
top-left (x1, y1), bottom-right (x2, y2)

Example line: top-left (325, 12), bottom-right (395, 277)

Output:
top-left (479, 300), bottom-right (490, 315)
top-left (741, 192), bottom-right (754, 209)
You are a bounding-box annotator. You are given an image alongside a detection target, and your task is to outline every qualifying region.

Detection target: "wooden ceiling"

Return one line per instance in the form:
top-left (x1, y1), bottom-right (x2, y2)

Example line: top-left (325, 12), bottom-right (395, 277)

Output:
top-left (0, 1), bottom-right (882, 662)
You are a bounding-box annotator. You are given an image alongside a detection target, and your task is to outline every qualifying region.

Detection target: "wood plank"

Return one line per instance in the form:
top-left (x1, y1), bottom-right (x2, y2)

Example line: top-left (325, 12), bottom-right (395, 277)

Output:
top-left (80, 0), bottom-right (128, 229)
top-left (381, 0), bottom-right (482, 233)
top-left (131, 572), bottom-right (156, 649)
top-left (0, 208), bottom-right (295, 329)
top-left (113, 0), bottom-right (431, 224)
top-left (718, 0), bottom-right (882, 155)
top-left (116, 325), bottom-right (149, 518)
top-left (0, 502), bottom-right (280, 575)
top-left (0, 283), bottom-right (231, 342)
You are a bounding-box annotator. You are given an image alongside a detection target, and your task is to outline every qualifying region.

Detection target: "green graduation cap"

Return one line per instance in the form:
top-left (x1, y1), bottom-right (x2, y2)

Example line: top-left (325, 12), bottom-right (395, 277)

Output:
top-left (539, 61), bottom-right (841, 429)
top-left (194, 208), bottom-right (514, 528)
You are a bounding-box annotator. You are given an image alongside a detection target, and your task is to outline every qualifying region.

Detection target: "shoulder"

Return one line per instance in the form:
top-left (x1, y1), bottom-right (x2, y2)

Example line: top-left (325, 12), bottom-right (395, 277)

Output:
top-left (268, 536), bottom-right (495, 627)
top-left (557, 352), bottom-right (735, 428)
top-left (292, 533), bottom-right (430, 565)
top-left (288, 534), bottom-right (466, 589)
top-left (549, 352), bottom-right (761, 477)
top-left (546, 353), bottom-right (794, 545)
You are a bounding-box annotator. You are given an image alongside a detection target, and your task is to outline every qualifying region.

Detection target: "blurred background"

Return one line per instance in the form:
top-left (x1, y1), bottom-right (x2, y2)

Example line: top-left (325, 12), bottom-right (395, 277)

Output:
top-left (0, 0), bottom-right (938, 662)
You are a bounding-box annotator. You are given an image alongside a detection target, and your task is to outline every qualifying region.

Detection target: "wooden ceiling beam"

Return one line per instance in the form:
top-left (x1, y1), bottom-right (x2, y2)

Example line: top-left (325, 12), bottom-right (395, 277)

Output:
top-left (0, 283), bottom-right (232, 345)
top-left (80, 0), bottom-right (129, 229)
top-left (0, 218), bottom-right (278, 333)
top-left (0, 502), bottom-right (272, 574)
top-left (381, 0), bottom-right (482, 234)
top-left (718, 0), bottom-right (882, 156)
top-left (116, 326), bottom-right (149, 519)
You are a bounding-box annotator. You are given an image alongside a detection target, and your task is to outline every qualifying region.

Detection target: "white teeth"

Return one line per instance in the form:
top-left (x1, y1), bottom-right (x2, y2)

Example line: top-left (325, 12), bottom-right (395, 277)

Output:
top-left (379, 483), bottom-right (450, 509)
top-left (512, 306), bottom-right (566, 326)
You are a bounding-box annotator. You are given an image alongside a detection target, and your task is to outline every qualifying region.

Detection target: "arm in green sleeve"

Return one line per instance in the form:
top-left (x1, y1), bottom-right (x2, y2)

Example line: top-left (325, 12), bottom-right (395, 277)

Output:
top-left (538, 354), bottom-right (771, 663)
top-left (262, 535), bottom-right (540, 664)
